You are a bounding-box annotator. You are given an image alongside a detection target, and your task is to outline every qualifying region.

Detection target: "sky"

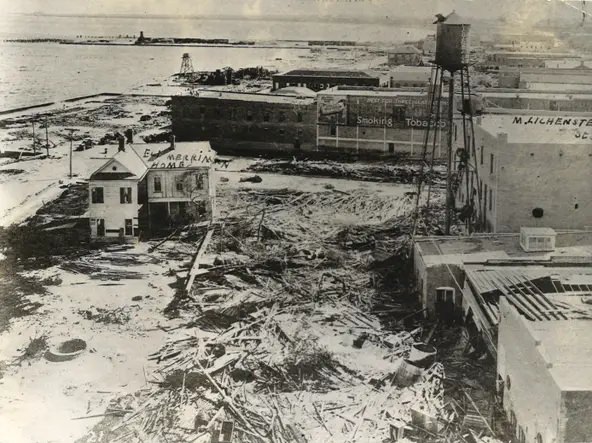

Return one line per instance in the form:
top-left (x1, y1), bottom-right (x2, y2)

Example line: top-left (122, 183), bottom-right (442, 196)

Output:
top-left (0, 0), bottom-right (585, 22)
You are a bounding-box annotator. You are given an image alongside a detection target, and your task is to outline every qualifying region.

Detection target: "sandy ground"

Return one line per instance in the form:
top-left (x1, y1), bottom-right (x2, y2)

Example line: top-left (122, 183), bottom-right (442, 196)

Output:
top-left (0, 242), bottom-right (187, 443)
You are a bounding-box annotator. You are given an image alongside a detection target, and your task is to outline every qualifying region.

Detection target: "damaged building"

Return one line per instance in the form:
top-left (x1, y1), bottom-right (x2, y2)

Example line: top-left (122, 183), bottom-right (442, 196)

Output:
top-left (88, 139), bottom-right (216, 239)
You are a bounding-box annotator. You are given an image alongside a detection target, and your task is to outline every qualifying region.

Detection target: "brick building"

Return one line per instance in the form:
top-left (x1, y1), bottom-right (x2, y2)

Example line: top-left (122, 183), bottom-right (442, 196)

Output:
top-left (271, 69), bottom-right (382, 92)
top-left (171, 92), bottom-right (317, 154)
top-left (454, 110), bottom-right (592, 232)
top-left (316, 86), bottom-right (448, 157)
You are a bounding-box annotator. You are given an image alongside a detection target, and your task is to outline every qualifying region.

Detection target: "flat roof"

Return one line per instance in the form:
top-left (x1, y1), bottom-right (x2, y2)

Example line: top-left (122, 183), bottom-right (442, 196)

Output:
top-left (388, 45), bottom-right (421, 55)
top-left (529, 319), bottom-right (592, 390)
top-left (177, 90), bottom-right (315, 105)
top-left (415, 232), bottom-right (592, 267)
top-left (276, 69), bottom-right (376, 79)
top-left (319, 86), bottom-right (425, 97)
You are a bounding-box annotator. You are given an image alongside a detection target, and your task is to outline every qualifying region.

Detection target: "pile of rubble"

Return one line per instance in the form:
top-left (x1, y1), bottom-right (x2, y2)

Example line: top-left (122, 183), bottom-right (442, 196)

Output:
top-left (247, 159), bottom-right (447, 185)
top-left (78, 185), bottom-right (497, 442)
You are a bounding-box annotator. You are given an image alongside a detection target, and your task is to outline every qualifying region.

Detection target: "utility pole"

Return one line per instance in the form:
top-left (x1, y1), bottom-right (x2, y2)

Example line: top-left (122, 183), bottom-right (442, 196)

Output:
top-left (45, 117), bottom-right (50, 157)
top-left (31, 120), bottom-right (37, 154)
top-left (445, 72), bottom-right (455, 235)
top-left (66, 128), bottom-right (78, 178)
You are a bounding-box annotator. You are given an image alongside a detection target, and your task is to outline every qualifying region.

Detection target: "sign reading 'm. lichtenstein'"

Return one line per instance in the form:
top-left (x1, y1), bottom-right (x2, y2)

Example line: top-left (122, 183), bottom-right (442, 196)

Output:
top-left (512, 116), bottom-right (592, 127)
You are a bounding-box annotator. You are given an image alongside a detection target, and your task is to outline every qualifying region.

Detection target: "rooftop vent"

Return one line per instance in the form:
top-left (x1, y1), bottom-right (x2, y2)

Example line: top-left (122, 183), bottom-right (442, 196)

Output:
top-left (520, 227), bottom-right (556, 253)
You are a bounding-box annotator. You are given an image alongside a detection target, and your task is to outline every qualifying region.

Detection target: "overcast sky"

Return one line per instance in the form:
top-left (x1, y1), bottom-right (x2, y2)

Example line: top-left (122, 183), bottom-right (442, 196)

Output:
top-left (0, 0), bottom-right (583, 22)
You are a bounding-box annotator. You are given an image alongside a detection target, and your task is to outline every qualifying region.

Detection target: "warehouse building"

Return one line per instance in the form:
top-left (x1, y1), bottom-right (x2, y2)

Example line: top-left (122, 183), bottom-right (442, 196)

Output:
top-left (271, 69), bottom-right (383, 92)
top-left (473, 89), bottom-right (592, 112)
top-left (388, 66), bottom-right (434, 88)
top-left (171, 91), bottom-right (317, 154)
top-left (481, 52), bottom-right (577, 70)
top-left (387, 45), bottom-right (423, 66)
top-left (453, 109), bottom-right (592, 232)
top-left (316, 86), bottom-right (448, 157)
top-left (495, 67), bottom-right (592, 91)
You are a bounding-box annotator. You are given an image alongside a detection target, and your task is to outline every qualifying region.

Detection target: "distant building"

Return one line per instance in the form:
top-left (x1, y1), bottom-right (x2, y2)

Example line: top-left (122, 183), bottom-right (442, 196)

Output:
top-left (474, 88), bottom-right (592, 112)
top-left (423, 34), bottom-right (436, 55)
top-left (481, 51), bottom-right (578, 69)
top-left (89, 140), bottom-right (216, 239)
top-left (495, 66), bottom-right (592, 91)
top-left (316, 86), bottom-right (448, 156)
top-left (271, 69), bottom-right (382, 92)
top-left (492, 32), bottom-right (556, 52)
top-left (171, 91), bottom-right (317, 154)
top-left (387, 45), bottom-right (422, 66)
top-left (388, 66), bottom-right (434, 88)
top-left (453, 110), bottom-right (592, 232)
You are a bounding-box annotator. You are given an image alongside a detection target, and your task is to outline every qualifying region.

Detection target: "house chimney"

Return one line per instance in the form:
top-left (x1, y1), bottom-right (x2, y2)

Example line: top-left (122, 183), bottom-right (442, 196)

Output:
top-left (118, 135), bottom-right (125, 152)
top-left (124, 128), bottom-right (134, 144)
top-left (170, 134), bottom-right (176, 149)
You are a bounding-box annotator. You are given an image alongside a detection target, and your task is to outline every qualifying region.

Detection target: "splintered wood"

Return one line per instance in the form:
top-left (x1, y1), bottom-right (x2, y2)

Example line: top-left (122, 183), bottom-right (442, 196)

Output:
top-left (77, 185), bottom-right (481, 443)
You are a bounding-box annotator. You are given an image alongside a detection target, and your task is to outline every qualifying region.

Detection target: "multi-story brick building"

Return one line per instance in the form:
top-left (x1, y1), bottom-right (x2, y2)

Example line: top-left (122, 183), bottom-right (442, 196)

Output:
top-left (316, 86), bottom-right (449, 157)
top-left (171, 92), bottom-right (317, 154)
top-left (454, 110), bottom-right (592, 232)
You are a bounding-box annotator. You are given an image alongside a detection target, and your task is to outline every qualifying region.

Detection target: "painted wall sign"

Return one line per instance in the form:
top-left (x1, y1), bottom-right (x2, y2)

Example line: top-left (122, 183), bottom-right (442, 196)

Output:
top-left (512, 116), bottom-right (592, 127)
top-left (146, 151), bottom-right (215, 169)
top-left (318, 95), bottom-right (347, 124)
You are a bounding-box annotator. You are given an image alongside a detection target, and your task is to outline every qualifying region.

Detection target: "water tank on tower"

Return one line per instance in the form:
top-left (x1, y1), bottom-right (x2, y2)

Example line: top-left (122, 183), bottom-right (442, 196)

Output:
top-left (435, 12), bottom-right (471, 72)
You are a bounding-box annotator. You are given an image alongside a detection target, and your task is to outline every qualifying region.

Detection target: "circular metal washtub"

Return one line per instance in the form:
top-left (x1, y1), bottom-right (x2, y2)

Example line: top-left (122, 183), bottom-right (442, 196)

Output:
top-left (45, 338), bottom-right (87, 362)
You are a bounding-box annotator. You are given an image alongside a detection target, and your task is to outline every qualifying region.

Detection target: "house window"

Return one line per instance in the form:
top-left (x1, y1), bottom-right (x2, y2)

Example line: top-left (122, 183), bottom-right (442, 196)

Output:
top-left (490, 153), bottom-right (494, 174)
top-left (153, 176), bottom-right (162, 193)
top-left (124, 219), bottom-right (133, 236)
top-left (91, 187), bottom-right (104, 204)
top-left (120, 187), bottom-right (132, 204)
top-left (263, 111), bottom-right (270, 122)
top-left (246, 110), bottom-right (253, 121)
top-left (297, 112), bottom-right (303, 122)
top-left (279, 129), bottom-right (285, 136)
top-left (278, 111), bottom-right (286, 122)
top-left (200, 106), bottom-right (205, 115)
top-left (195, 174), bottom-right (204, 190)
top-left (489, 188), bottom-right (493, 211)
top-left (176, 178), bottom-right (184, 192)
top-left (480, 146), bottom-right (484, 165)
top-left (330, 124), bottom-right (336, 136)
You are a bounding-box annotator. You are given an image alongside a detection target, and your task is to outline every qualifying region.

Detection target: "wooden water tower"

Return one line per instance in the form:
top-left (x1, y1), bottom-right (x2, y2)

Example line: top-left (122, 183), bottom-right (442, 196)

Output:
top-left (412, 12), bottom-right (482, 237)
top-left (435, 12), bottom-right (471, 73)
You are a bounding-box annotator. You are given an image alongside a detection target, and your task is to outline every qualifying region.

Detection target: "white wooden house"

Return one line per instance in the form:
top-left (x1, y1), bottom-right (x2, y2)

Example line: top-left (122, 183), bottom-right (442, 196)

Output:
top-left (141, 141), bottom-right (217, 232)
top-left (88, 140), bottom-right (217, 239)
top-left (88, 147), bottom-right (148, 239)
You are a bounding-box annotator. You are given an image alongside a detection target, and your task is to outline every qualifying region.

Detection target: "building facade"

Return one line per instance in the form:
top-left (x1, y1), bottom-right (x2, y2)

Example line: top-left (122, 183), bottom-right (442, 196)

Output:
top-left (171, 92), bottom-right (317, 154)
top-left (498, 298), bottom-right (592, 443)
top-left (271, 69), bottom-right (382, 92)
top-left (89, 147), bottom-right (148, 240)
top-left (387, 45), bottom-right (422, 66)
top-left (89, 141), bottom-right (216, 239)
top-left (316, 86), bottom-right (448, 157)
top-left (453, 111), bottom-right (592, 232)
top-left (142, 142), bottom-right (216, 232)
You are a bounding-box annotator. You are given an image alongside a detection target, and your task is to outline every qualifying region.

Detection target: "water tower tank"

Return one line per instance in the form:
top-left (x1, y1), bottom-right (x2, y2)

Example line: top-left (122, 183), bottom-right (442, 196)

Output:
top-left (435, 12), bottom-right (471, 72)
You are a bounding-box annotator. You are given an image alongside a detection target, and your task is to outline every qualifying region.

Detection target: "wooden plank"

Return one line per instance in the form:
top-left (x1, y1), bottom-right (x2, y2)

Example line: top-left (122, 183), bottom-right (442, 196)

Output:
top-left (185, 225), bottom-right (215, 293)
